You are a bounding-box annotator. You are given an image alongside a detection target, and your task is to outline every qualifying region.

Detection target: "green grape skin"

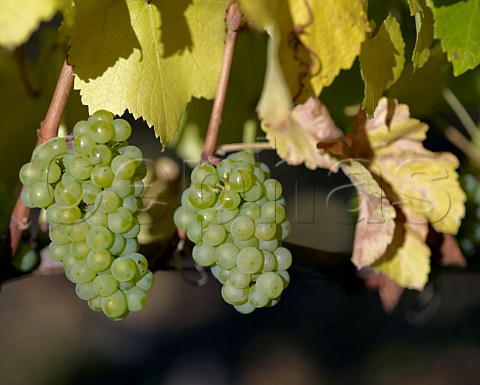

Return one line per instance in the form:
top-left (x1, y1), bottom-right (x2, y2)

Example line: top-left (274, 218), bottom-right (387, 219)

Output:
top-left (264, 179), bottom-right (282, 201)
top-left (221, 281), bottom-right (248, 305)
top-left (19, 162), bottom-right (41, 186)
top-left (73, 120), bottom-right (91, 137)
top-left (62, 253), bottom-right (78, 274)
top-left (261, 200), bottom-right (286, 224)
top-left (217, 208), bottom-right (239, 226)
top-left (90, 120), bottom-right (115, 144)
top-left (68, 156), bottom-right (93, 180)
top-left (217, 159), bottom-right (236, 179)
top-left (118, 145), bottom-right (143, 167)
top-left (228, 169), bottom-right (253, 193)
top-left (279, 220), bottom-right (291, 240)
top-left (73, 134), bottom-right (95, 156)
top-left (65, 221), bottom-right (90, 242)
top-left (85, 207), bottom-right (108, 227)
top-left (95, 190), bottom-right (120, 213)
top-left (119, 280), bottom-right (135, 291)
top-left (54, 180), bottom-right (82, 207)
top-left (75, 282), bottom-right (97, 301)
top-left (211, 265), bottom-right (230, 284)
top-left (91, 165), bottom-right (114, 188)
top-left (70, 240), bottom-right (91, 259)
top-left (32, 143), bottom-right (53, 165)
top-left (181, 188), bottom-right (199, 213)
top-left (131, 178), bottom-right (144, 197)
top-left (197, 208), bottom-right (217, 224)
top-left (44, 137), bottom-right (68, 158)
top-left (241, 181), bottom-right (264, 202)
top-left (255, 217), bottom-right (277, 241)
top-left (108, 207), bottom-right (134, 234)
top-left (101, 290), bottom-right (128, 318)
top-left (45, 204), bottom-right (62, 223)
top-left (125, 287), bottom-right (147, 312)
top-left (49, 242), bottom-right (70, 262)
top-left (248, 284), bottom-right (269, 308)
top-left (253, 167), bottom-right (266, 183)
top-left (88, 109), bottom-right (115, 123)
top-left (277, 270), bottom-right (290, 289)
top-left (274, 247), bottom-right (292, 270)
top-left (136, 270), bottom-right (154, 291)
top-left (70, 260), bottom-right (96, 283)
top-left (186, 221), bottom-right (203, 243)
top-left (56, 206), bottom-right (82, 224)
top-left (261, 250), bottom-right (278, 273)
top-left (111, 154), bottom-right (136, 179)
top-left (203, 224), bottom-right (227, 246)
top-left (191, 163), bottom-right (218, 185)
top-left (214, 242), bottom-right (239, 269)
top-left (228, 268), bottom-right (251, 289)
top-left (86, 226), bottom-right (114, 250)
top-left (230, 216), bottom-right (255, 241)
top-left (109, 233), bottom-right (126, 255)
top-left (125, 252), bottom-right (148, 275)
top-left (20, 188), bottom-right (35, 208)
top-left (234, 301), bottom-right (256, 314)
top-left (227, 151), bottom-right (256, 166)
top-left (111, 256), bottom-right (138, 282)
top-left (29, 182), bottom-right (54, 208)
top-left (88, 296), bottom-right (102, 312)
top-left (111, 176), bottom-right (133, 198)
top-left (49, 224), bottom-right (70, 244)
top-left (93, 274), bottom-right (119, 297)
top-left (119, 238), bottom-right (140, 256)
top-left (87, 249), bottom-right (113, 271)
top-left (234, 236), bottom-right (259, 249)
top-left (173, 206), bottom-right (196, 230)
top-left (258, 238), bottom-right (279, 252)
top-left (89, 144), bottom-right (113, 166)
top-left (236, 247), bottom-right (263, 274)
top-left (123, 196), bottom-right (139, 213)
top-left (188, 183), bottom-right (217, 209)
top-left (218, 189), bottom-right (241, 210)
top-left (82, 181), bottom-right (102, 204)
top-left (239, 202), bottom-right (261, 221)
top-left (255, 272), bottom-right (284, 299)
top-left (257, 162), bottom-right (271, 177)
top-left (112, 119), bottom-right (132, 142)
top-left (122, 221), bottom-right (140, 239)
top-left (192, 244), bottom-right (215, 266)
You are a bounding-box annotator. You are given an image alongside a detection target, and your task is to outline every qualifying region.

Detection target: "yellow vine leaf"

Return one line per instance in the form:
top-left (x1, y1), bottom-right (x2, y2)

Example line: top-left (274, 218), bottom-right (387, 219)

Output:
top-left (409, 0), bottom-right (434, 70)
top-left (373, 225), bottom-right (431, 290)
top-left (64, 0), bottom-right (230, 147)
top-left (359, 14), bottom-right (405, 116)
top-left (339, 160), bottom-right (396, 268)
top-left (0, 0), bottom-right (70, 50)
top-left (288, 0), bottom-right (370, 95)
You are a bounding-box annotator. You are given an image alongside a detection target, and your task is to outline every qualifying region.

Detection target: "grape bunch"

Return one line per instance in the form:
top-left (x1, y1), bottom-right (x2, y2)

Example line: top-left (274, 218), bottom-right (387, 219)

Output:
top-left (457, 173), bottom-right (480, 258)
top-left (174, 151), bottom-right (292, 314)
top-left (19, 110), bottom-right (153, 320)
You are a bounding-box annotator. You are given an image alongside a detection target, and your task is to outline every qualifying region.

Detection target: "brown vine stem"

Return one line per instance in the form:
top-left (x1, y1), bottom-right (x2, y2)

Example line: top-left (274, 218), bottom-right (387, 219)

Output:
top-left (200, 2), bottom-right (242, 163)
top-left (216, 142), bottom-right (273, 156)
top-left (9, 59), bottom-right (74, 256)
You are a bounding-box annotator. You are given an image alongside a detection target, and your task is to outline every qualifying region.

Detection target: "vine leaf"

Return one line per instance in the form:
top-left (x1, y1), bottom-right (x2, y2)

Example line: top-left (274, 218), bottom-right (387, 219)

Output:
top-left (349, 98), bottom-right (466, 289)
top-left (409, 0), bottom-right (434, 70)
top-left (288, 0), bottom-right (370, 95)
top-left (0, 0), bottom-right (70, 50)
top-left (359, 14), bottom-right (405, 116)
top-left (427, 0), bottom-right (480, 76)
top-left (62, 0), bottom-right (230, 147)
top-left (339, 160), bottom-right (396, 269)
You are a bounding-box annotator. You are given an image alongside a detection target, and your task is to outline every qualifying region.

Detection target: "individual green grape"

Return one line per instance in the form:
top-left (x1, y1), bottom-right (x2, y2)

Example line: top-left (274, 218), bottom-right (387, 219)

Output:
top-left (228, 151), bottom-right (256, 165)
top-left (118, 145), bottom-right (143, 167)
top-left (20, 188), bottom-right (35, 208)
top-left (101, 290), bottom-right (128, 318)
top-left (124, 287), bottom-right (147, 311)
top-left (89, 144), bottom-right (113, 166)
top-left (136, 270), bottom-right (154, 291)
top-left (217, 159), bottom-right (235, 179)
top-left (111, 176), bottom-right (133, 198)
top-left (90, 120), bottom-right (115, 144)
top-left (261, 200), bottom-right (286, 224)
top-left (228, 268), bottom-right (251, 289)
top-left (277, 270), bottom-right (290, 288)
top-left (87, 249), bottom-right (113, 271)
top-left (192, 244), bottom-right (215, 266)
top-left (264, 178), bottom-right (282, 201)
top-left (49, 242), bottom-right (70, 262)
top-left (231, 216), bottom-right (255, 240)
top-left (19, 162), bottom-right (41, 186)
top-left (120, 238), bottom-right (140, 256)
top-left (91, 165), bottom-right (114, 188)
top-left (239, 202), bottom-right (261, 221)
top-left (274, 247), bottom-right (292, 270)
top-left (32, 143), bottom-right (53, 165)
top-left (85, 207), bottom-right (108, 227)
top-left (82, 181), bottom-right (102, 204)
top-left (73, 134), bottom-right (96, 156)
top-left (122, 221), bottom-right (140, 239)
top-left (70, 260), bottom-right (96, 283)
top-left (65, 221), bottom-right (89, 242)
top-left (73, 120), bottom-right (91, 137)
top-left (253, 166), bottom-right (266, 183)
top-left (111, 256), bottom-right (138, 282)
top-left (173, 206), bottom-right (196, 230)
top-left (86, 226), bottom-right (114, 250)
top-left (255, 217), bottom-right (277, 240)
top-left (108, 207), bottom-right (135, 234)
top-left (279, 220), bottom-right (291, 240)
top-left (258, 238), bottom-right (278, 252)
top-left (55, 180), bottom-right (82, 207)
top-left (29, 182), bottom-right (54, 208)
top-left (68, 156), bottom-right (93, 180)
top-left (229, 169), bottom-right (253, 193)
top-left (214, 242), bottom-right (239, 269)
top-left (111, 154), bottom-right (137, 179)
top-left (125, 253), bottom-right (148, 275)
top-left (75, 282), bottom-right (97, 301)
top-left (221, 281), bottom-right (248, 305)
top-left (241, 180), bottom-right (264, 202)
top-left (248, 284), bottom-right (269, 308)
top-left (44, 137), bottom-right (68, 159)
top-left (261, 250), bottom-right (278, 273)
top-left (88, 296), bottom-right (102, 312)
top-left (218, 189), bottom-right (241, 210)
top-left (70, 240), bottom-right (91, 259)
top-left (93, 274), bottom-right (118, 297)
top-left (203, 224), bottom-right (227, 246)
top-left (234, 236), bottom-right (259, 249)
top-left (56, 206), bottom-right (82, 224)
top-left (188, 183), bottom-right (217, 209)
top-left (88, 109), bottom-right (115, 123)
top-left (191, 163), bottom-right (219, 185)
top-left (255, 272), bottom-right (284, 299)
top-left (197, 208), bottom-right (217, 223)
top-left (123, 196), bottom-right (139, 213)
top-left (234, 301), bottom-right (256, 314)
top-left (112, 119), bottom-right (132, 142)
top-left (217, 207), bottom-right (239, 225)
top-left (186, 221), bottom-right (204, 244)
top-left (236, 247), bottom-right (263, 274)
top-left (49, 224), bottom-right (70, 244)
top-left (95, 190), bottom-right (120, 213)
top-left (131, 177), bottom-right (144, 197)
top-left (109, 233), bottom-right (126, 255)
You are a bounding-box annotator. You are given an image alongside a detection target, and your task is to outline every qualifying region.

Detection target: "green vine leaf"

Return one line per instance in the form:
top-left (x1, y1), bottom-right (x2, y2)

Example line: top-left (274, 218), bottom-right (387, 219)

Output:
top-left (359, 14), bottom-right (405, 116)
top-left (62, 0), bottom-right (231, 147)
top-left (427, 0), bottom-right (480, 76)
top-left (409, 0), bottom-right (434, 70)
top-left (0, 0), bottom-right (70, 50)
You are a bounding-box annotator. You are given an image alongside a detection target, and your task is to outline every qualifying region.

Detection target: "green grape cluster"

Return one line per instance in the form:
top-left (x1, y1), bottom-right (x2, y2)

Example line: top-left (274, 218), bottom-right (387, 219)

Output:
top-left (457, 173), bottom-right (480, 257)
top-left (19, 110), bottom-right (153, 320)
top-left (174, 151), bottom-right (292, 314)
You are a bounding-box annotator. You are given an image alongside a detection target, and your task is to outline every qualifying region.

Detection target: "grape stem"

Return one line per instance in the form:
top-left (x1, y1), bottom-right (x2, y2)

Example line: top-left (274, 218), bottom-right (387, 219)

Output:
top-left (444, 126), bottom-right (480, 169)
top-left (200, 2), bottom-right (242, 163)
top-left (9, 59), bottom-right (74, 257)
top-left (216, 142), bottom-right (274, 156)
